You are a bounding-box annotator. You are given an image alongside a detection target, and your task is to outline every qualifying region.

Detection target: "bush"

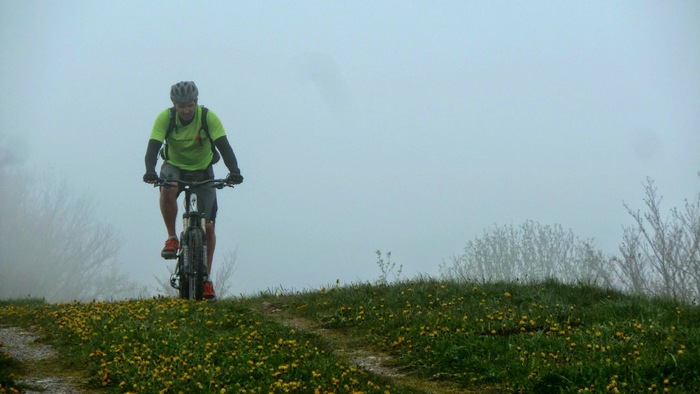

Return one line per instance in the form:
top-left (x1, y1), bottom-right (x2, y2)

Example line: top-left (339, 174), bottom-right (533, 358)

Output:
top-left (442, 175), bottom-right (700, 303)
top-left (441, 220), bottom-right (613, 287)
top-left (614, 176), bottom-right (700, 302)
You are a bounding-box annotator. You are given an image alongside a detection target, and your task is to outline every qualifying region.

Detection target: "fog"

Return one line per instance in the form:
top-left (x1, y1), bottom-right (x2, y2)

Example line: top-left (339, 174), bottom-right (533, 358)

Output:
top-left (1, 1), bottom-right (698, 298)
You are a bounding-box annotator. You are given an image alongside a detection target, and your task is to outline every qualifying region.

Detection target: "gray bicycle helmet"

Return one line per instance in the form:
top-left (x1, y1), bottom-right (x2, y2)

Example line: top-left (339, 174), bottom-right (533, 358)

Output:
top-left (170, 81), bottom-right (199, 104)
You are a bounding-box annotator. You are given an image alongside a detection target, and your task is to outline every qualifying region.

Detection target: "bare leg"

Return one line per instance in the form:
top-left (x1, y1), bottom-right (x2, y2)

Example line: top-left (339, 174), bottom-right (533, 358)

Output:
top-left (160, 184), bottom-right (179, 238)
top-left (205, 223), bottom-right (216, 276)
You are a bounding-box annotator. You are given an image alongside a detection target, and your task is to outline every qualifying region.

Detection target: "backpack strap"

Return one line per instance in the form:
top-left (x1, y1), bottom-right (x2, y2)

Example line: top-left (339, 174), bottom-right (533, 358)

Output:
top-left (159, 107), bottom-right (178, 160)
top-left (200, 106), bottom-right (211, 140)
top-left (166, 107), bottom-right (178, 140)
top-left (200, 106), bottom-right (221, 164)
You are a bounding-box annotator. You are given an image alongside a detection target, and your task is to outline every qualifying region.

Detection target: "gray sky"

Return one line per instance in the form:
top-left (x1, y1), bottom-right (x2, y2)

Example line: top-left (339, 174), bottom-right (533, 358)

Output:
top-left (1, 0), bottom-right (698, 296)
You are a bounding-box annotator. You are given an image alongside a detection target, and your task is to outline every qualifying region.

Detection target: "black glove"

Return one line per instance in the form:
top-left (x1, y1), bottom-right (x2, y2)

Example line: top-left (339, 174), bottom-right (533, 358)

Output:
top-left (143, 171), bottom-right (159, 184)
top-left (225, 172), bottom-right (244, 185)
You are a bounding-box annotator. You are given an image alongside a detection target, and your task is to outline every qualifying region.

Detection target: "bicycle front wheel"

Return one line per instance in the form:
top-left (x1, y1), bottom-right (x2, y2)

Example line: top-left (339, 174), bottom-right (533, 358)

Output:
top-left (187, 228), bottom-right (206, 301)
top-left (176, 252), bottom-right (189, 299)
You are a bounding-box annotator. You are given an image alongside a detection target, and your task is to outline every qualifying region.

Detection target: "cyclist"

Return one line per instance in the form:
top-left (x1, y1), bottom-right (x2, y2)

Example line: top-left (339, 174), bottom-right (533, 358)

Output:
top-left (143, 81), bottom-right (243, 300)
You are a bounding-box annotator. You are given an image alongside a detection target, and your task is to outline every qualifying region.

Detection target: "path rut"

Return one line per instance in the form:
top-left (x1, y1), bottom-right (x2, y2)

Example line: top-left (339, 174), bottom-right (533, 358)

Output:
top-left (0, 326), bottom-right (87, 394)
top-left (255, 302), bottom-right (470, 394)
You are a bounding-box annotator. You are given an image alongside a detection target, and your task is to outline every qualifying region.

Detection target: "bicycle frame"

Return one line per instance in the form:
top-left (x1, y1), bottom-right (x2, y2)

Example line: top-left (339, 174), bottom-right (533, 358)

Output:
top-left (156, 178), bottom-right (232, 300)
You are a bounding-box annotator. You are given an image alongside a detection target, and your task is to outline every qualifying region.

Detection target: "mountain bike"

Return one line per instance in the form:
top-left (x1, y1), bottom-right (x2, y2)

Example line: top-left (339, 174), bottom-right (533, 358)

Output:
top-left (155, 177), bottom-right (233, 300)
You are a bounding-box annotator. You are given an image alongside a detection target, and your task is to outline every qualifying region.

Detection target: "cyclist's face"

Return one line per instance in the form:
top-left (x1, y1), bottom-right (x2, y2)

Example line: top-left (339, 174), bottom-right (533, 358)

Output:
top-left (174, 101), bottom-right (197, 122)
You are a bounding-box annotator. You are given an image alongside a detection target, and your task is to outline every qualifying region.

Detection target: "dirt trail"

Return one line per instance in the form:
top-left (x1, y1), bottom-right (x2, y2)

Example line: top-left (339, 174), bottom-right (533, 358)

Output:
top-left (254, 302), bottom-right (470, 394)
top-left (0, 326), bottom-right (90, 394)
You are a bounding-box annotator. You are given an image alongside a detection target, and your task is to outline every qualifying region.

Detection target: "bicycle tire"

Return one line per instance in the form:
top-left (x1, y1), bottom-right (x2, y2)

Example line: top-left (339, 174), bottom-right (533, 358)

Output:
top-left (178, 229), bottom-right (195, 300)
top-left (188, 228), bottom-right (206, 300)
top-left (177, 253), bottom-right (189, 299)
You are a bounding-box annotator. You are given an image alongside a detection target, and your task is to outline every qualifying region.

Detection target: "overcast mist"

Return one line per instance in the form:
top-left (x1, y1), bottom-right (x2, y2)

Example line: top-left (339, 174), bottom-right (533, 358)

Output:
top-left (1, 1), bottom-right (698, 298)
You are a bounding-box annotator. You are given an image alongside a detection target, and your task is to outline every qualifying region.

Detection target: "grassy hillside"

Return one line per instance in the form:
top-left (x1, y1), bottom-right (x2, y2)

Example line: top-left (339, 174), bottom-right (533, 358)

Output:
top-left (1, 279), bottom-right (699, 393)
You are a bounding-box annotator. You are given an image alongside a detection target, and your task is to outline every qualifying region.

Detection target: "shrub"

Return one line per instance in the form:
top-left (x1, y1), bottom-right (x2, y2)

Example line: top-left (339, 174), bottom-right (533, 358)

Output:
top-left (441, 220), bottom-right (613, 287)
top-left (613, 176), bottom-right (700, 302)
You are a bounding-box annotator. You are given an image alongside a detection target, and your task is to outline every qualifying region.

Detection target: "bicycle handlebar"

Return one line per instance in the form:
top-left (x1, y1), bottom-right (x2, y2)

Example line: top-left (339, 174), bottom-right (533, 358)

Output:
top-left (153, 178), bottom-right (234, 190)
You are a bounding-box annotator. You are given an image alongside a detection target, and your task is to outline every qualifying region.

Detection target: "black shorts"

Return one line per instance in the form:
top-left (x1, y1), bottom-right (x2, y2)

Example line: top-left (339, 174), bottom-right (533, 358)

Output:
top-left (159, 162), bottom-right (218, 223)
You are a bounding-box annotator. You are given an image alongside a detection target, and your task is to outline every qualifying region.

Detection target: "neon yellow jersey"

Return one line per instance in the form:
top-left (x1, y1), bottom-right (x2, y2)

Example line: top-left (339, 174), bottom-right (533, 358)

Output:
top-left (150, 106), bottom-right (226, 171)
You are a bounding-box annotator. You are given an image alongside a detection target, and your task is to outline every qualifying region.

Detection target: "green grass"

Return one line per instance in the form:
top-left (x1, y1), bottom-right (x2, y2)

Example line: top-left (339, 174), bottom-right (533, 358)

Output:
top-left (0, 349), bottom-right (22, 393)
top-left (258, 278), bottom-right (700, 393)
top-left (2, 279), bottom-right (700, 393)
